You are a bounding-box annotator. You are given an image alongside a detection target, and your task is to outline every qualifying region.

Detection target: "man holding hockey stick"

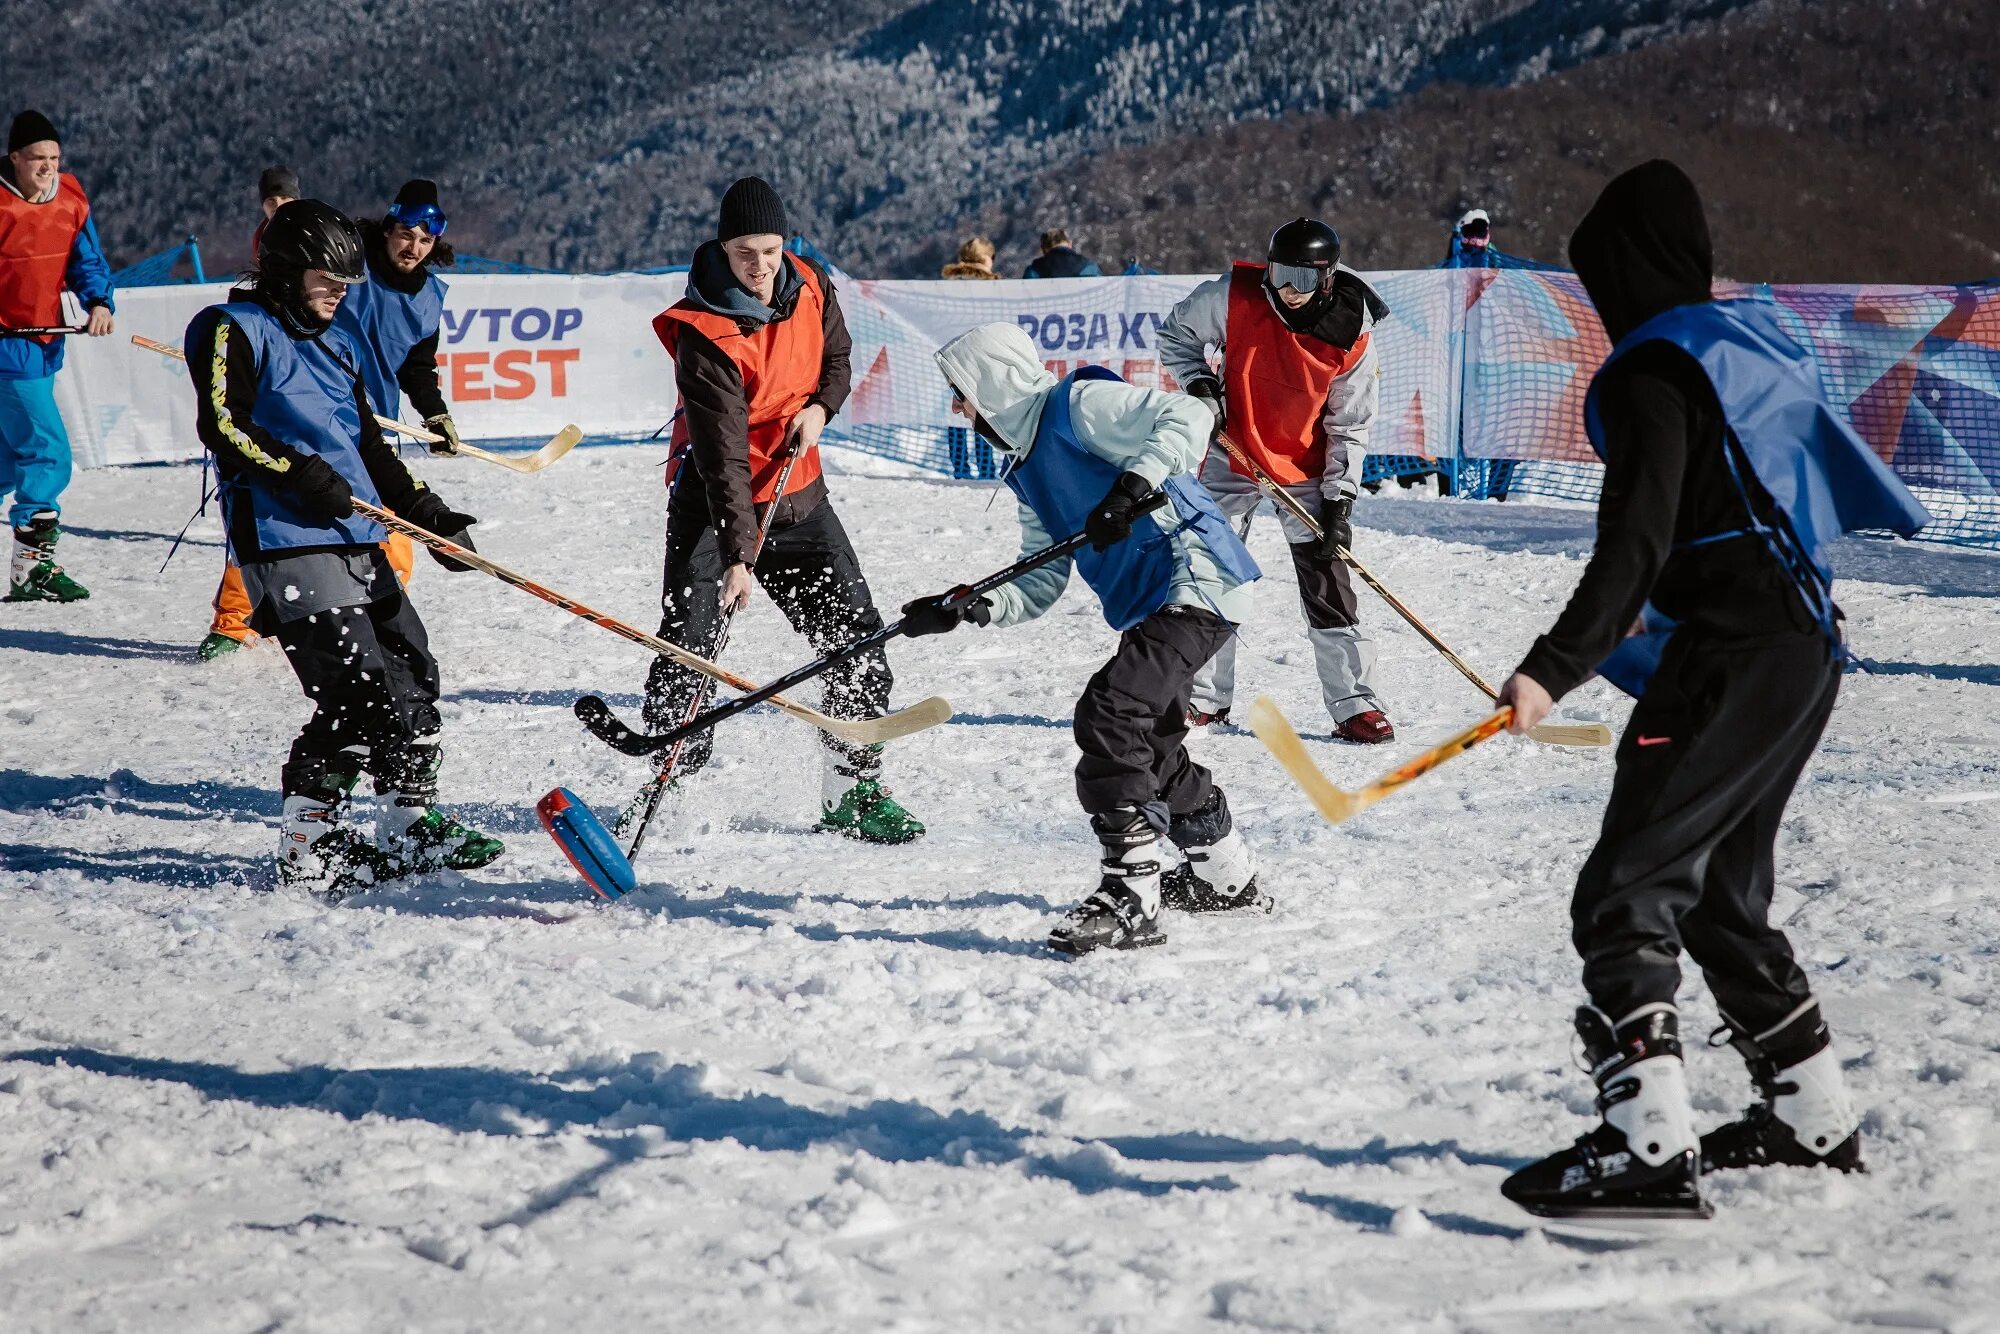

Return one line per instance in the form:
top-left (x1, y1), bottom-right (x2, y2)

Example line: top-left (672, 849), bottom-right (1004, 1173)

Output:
top-left (1493, 161), bottom-right (1928, 1219)
top-left (199, 179), bottom-right (459, 661)
top-left (907, 321), bottom-right (1263, 955)
top-left (644, 177), bottom-right (922, 844)
top-left (1, 110), bottom-right (114, 604)
top-left (1158, 218), bottom-right (1394, 742)
top-left (185, 200), bottom-right (501, 901)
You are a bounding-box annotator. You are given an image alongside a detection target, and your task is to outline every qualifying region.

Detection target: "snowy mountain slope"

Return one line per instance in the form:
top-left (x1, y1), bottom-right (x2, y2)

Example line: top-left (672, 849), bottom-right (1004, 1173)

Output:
top-left (8, 0), bottom-right (1758, 275)
top-left (2, 453), bottom-right (1996, 1329)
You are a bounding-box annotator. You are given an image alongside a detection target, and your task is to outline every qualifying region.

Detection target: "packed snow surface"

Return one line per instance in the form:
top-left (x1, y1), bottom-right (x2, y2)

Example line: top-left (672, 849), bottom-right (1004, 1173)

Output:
top-left (2, 449), bottom-right (1997, 1331)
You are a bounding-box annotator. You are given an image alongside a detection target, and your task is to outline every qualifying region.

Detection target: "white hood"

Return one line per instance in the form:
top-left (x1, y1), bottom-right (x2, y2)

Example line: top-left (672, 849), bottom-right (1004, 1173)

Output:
top-left (934, 322), bottom-right (1056, 455)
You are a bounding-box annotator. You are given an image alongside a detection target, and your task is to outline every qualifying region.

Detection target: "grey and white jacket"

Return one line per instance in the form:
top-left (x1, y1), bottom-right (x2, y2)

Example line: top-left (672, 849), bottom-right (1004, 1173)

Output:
top-left (1157, 265), bottom-right (1382, 501)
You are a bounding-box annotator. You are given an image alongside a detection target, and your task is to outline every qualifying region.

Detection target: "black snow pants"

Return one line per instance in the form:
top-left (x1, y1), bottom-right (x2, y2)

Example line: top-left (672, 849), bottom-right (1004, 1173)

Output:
top-left (1074, 604), bottom-right (1235, 824)
top-left (268, 560), bottom-right (442, 780)
top-left (1574, 629), bottom-right (1841, 1032)
top-left (645, 494), bottom-right (892, 774)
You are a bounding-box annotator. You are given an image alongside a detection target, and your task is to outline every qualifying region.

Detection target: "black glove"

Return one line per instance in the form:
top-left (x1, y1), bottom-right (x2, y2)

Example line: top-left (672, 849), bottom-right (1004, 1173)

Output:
top-left (402, 488), bottom-right (479, 571)
top-left (1320, 493), bottom-right (1354, 562)
top-left (422, 413), bottom-right (463, 457)
top-left (1184, 375), bottom-right (1225, 440)
top-left (287, 455), bottom-right (356, 523)
top-left (1085, 471), bottom-right (1157, 552)
top-left (899, 590), bottom-right (993, 638)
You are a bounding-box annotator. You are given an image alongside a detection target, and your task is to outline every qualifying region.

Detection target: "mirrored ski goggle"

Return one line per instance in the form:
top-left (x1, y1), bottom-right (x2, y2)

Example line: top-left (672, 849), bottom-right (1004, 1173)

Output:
top-left (1266, 261), bottom-right (1331, 295)
top-left (387, 201), bottom-right (449, 237)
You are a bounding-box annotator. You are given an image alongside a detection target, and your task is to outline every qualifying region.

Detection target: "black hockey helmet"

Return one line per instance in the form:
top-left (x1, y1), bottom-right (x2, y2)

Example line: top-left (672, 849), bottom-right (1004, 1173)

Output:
top-left (1266, 218), bottom-right (1341, 295)
top-left (258, 199), bottom-right (368, 284)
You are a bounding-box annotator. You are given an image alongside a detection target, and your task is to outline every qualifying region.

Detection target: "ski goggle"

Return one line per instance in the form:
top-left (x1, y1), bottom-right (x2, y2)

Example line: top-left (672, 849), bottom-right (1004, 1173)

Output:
top-left (386, 201), bottom-right (449, 237)
top-left (1266, 261), bottom-right (1331, 295)
top-left (1458, 219), bottom-right (1491, 240)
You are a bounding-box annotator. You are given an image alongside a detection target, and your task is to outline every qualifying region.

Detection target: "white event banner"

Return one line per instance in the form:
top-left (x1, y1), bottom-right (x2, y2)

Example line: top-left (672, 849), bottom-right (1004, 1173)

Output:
top-left (56, 270), bottom-right (1461, 470)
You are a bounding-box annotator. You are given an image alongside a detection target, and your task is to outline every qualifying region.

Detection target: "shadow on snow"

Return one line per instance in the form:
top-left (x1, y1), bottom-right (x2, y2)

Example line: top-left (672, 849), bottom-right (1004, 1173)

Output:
top-left (4, 1045), bottom-right (1527, 1218)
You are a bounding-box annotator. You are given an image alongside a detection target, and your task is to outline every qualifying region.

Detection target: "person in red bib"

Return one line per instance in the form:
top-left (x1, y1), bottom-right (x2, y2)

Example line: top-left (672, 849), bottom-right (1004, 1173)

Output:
top-left (1159, 218), bottom-right (1394, 743)
top-left (1, 109), bottom-right (114, 603)
top-left (646, 177), bottom-right (923, 843)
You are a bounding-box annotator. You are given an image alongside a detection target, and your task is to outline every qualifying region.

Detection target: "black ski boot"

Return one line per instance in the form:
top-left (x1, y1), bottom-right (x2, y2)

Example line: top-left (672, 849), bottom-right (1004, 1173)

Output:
top-left (278, 752), bottom-right (396, 905)
top-left (1049, 806), bottom-right (1167, 956)
top-left (1502, 1004), bottom-right (1711, 1221)
top-left (1702, 1003), bottom-right (1864, 1174)
top-left (1160, 787), bottom-right (1269, 913)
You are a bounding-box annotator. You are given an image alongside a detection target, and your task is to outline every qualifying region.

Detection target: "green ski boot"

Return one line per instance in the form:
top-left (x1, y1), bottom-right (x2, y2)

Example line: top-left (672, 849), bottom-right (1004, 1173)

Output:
top-left (197, 631), bottom-right (248, 661)
top-left (818, 745), bottom-right (926, 844)
top-left (6, 513), bottom-right (89, 603)
top-left (375, 742), bottom-right (505, 874)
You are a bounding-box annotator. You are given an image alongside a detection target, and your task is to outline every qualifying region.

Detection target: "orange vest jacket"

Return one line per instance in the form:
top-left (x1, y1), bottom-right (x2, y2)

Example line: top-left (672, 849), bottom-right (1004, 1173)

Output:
top-left (1223, 262), bottom-right (1370, 486)
top-left (0, 174), bottom-right (92, 338)
top-left (653, 261), bottom-right (827, 503)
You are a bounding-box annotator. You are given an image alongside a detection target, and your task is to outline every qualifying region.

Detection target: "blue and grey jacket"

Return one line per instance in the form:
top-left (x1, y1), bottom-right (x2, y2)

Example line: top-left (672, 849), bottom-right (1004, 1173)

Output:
top-left (935, 321), bottom-right (1259, 631)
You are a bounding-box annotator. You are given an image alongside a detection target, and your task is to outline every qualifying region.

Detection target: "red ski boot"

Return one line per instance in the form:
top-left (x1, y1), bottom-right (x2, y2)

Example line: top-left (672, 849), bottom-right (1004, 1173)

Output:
top-left (1334, 709), bottom-right (1395, 744)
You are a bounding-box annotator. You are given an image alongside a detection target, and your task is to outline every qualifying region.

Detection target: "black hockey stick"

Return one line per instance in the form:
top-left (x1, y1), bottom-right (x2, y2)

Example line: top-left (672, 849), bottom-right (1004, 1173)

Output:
top-left (619, 440), bottom-right (805, 859)
top-left (0, 325), bottom-right (87, 337)
top-left (575, 490), bottom-right (1171, 757)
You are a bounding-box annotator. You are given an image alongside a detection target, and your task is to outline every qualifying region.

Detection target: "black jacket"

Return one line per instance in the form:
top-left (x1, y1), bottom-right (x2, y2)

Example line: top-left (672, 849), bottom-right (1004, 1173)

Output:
top-left (671, 246), bottom-right (852, 567)
top-left (1517, 161), bottom-right (1815, 700)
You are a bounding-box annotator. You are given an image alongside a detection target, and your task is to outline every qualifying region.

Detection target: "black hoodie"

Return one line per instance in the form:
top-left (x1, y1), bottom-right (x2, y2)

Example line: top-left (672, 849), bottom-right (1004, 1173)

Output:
top-left (1516, 161), bottom-right (1815, 700)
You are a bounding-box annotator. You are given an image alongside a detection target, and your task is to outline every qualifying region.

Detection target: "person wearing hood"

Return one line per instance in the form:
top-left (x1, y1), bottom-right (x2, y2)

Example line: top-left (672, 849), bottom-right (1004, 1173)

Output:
top-left (184, 200), bottom-right (502, 901)
top-left (199, 179), bottom-right (456, 662)
top-left (1, 109), bottom-right (114, 604)
top-left (1494, 161), bottom-right (1927, 1220)
top-left (647, 176), bottom-right (922, 844)
top-left (914, 321), bottom-right (1264, 956)
top-left (1157, 218), bottom-right (1395, 743)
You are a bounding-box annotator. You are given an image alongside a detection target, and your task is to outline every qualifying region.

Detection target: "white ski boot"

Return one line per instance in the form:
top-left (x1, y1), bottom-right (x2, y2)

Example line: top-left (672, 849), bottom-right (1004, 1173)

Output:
top-left (373, 742), bottom-right (504, 875)
top-left (1703, 1002), bottom-right (1863, 1173)
top-left (1502, 1003), bottom-right (1709, 1220)
top-left (1160, 787), bottom-right (1267, 913)
top-left (1049, 805), bottom-right (1167, 956)
top-left (277, 754), bottom-right (394, 904)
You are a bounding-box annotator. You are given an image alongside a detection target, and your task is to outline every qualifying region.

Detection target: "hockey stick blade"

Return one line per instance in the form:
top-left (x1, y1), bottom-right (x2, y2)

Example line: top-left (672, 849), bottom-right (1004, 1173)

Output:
top-left (1527, 720), bottom-right (1616, 748)
top-left (1249, 695), bottom-right (1513, 828)
top-left (575, 695), bottom-right (667, 757)
top-left (456, 424), bottom-right (583, 474)
top-left (1247, 697), bottom-right (1361, 825)
top-left (575, 692), bottom-right (954, 757)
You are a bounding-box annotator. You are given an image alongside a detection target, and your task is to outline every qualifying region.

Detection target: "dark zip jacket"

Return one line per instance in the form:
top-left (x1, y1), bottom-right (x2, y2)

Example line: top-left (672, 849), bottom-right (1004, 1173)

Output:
top-left (670, 244), bottom-right (852, 565)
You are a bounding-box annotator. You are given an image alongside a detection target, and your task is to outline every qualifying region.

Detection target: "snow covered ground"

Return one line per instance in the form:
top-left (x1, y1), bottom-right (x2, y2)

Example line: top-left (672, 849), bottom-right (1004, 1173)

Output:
top-left (3, 448), bottom-right (1997, 1332)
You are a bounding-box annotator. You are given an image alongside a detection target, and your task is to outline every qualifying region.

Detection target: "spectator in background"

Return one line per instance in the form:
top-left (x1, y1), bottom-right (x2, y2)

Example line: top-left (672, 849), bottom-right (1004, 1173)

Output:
top-left (940, 236), bottom-right (1001, 280)
top-left (252, 166), bottom-right (300, 262)
top-left (1443, 208), bottom-right (1493, 267)
top-left (1023, 228), bottom-right (1102, 280)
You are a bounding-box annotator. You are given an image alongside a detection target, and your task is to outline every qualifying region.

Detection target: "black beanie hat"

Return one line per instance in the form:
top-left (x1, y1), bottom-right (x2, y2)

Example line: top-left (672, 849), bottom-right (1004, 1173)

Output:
top-left (393, 178), bottom-right (442, 211)
top-left (717, 177), bottom-right (788, 242)
top-left (8, 110), bottom-right (59, 154)
top-left (259, 165), bottom-right (301, 201)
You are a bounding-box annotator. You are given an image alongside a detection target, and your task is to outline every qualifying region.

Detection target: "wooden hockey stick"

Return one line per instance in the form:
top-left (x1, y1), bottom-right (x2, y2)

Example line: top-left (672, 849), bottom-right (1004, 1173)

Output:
top-left (385, 414), bottom-right (582, 474)
top-left (349, 499), bottom-right (953, 746)
top-left (1248, 694), bottom-right (1512, 826)
top-left (1216, 433), bottom-right (1613, 750)
top-left (132, 334), bottom-right (580, 474)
